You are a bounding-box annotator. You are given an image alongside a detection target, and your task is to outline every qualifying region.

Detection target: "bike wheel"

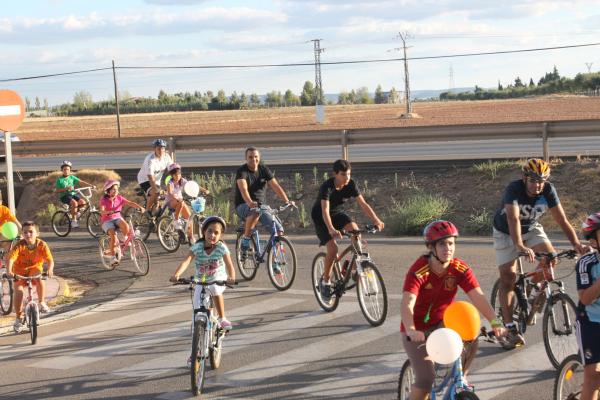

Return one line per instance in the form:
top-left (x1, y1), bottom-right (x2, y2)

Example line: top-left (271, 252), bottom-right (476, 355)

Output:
top-left (28, 304), bottom-right (38, 345)
top-left (86, 211), bottom-right (102, 238)
top-left (397, 360), bottom-right (414, 400)
top-left (51, 211), bottom-right (71, 237)
top-left (311, 252), bottom-right (341, 312)
top-left (266, 236), bottom-right (297, 291)
top-left (543, 293), bottom-right (579, 369)
top-left (456, 392), bottom-right (480, 400)
top-left (98, 235), bottom-right (116, 270)
top-left (129, 238), bottom-right (151, 276)
top-left (0, 275), bottom-right (13, 315)
top-left (126, 208), bottom-right (153, 242)
top-left (490, 278), bottom-right (528, 335)
top-left (157, 216), bottom-right (181, 253)
top-left (356, 261), bottom-right (388, 327)
top-left (191, 320), bottom-right (208, 396)
top-left (553, 354), bottom-right (584, 400)
top-left (209, 325), bottom-right (223, 370)
top-left (235, 233), bottom-right (259, 281)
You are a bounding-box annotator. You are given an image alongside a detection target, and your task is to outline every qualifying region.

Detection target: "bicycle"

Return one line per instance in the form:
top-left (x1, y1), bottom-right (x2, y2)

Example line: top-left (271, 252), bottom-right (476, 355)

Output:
top-left (173, 277), bottom-right (235, 397)
top-left (490, 249), bottom-right (579, 368)
top-left (157, 196), bottom-right (206, 253)
top-left (234, 203), bottom-right (298, 291)
top-left (0, 237), bottom-right (19, 315)
top-left (311, 225), bottom-right (388, 326)
top-left (553, 353), bottom-right (588, 400)
top-left (397, 328), bottom-right (497, 400)
top-left (51, 186), bottom-right (101, 238)
top-left (125, 187), bottom-right (170, 242)
top-left (98, 215), bottom-right (150, 276)
top-left (9, 273), bottom-right (47, 345)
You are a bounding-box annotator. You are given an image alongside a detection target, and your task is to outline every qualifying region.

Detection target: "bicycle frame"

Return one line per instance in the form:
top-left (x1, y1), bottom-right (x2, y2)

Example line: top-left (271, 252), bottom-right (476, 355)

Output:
top-left (331, 232), bottom-right (373, 294)
top-left (248, 205), bottom-right (287, 263)
top-left (430, 357), bottom-right (469, 400)
top-left (14, 274), bottom-right (43, 326)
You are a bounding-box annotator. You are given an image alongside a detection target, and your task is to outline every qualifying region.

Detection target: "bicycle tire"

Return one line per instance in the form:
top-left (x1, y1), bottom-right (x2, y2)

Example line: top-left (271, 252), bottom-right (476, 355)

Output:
top-left (51, 211), bottom-right (71, 237)
top-left (209, 325), bottom-right (223, 370)
top-left (553, 353), bottom-right (584, 400)
top-left (191, 319), bottom-right (208, 396)
top-left (0, 275), bottom-right (13, 315)
top-left (130, 238), bottom-right (151, 276)
top-left (543, 293), bottom-right (579, 369)
top-left (311, 252), bottom-right (341, 312)
top-left (356, 261), bottom-right (388, 327)
top-left (266, 236), bottom-right (297, 291)
top-left (397, 360), bottom-right (414, 400)
top-left (98, 235), bottom-right (116, 270)
top-left (28, 304), bottom-right (38, 345)
top-left (456, 392), bottom-right (480, 400)
top-left (490, 278), bottom-right (528, 335)
top-left (235, 233), bottom-right (259, 281)
top-left (157, 216), bottom-right (181, 253)
top-left (86, 211), bottom-right (102, 238)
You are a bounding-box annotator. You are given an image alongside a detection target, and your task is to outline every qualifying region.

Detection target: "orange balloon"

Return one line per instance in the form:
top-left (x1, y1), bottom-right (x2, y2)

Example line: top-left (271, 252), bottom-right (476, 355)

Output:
top-left (443, 301), bottom-right (481, 341)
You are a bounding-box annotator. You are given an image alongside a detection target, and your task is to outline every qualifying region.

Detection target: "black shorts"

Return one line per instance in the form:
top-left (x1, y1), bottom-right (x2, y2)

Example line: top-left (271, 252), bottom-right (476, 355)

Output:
top-left (577, 316), bottom-right (600, 365)
top-left (60, 194), bottom-right (81, 205)
top-left (139, 181), bottom-right (151, 195)
top-left (311, 211), bottom-right (353, 246)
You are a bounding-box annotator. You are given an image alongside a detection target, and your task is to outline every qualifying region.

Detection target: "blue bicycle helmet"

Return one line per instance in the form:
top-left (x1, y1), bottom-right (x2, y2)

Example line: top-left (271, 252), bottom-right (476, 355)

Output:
top-left (152, 138), bottom-right (167, 147)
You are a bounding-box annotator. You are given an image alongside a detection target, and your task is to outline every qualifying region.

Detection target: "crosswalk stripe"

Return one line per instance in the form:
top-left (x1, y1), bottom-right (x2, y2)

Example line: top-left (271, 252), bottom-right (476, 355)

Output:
top-left (238, 286), bottom-right (403, 300)
top-left (111, 298), bottom-right (335, 378)
top-left (213, 316), bottom-right (401, 388)
top-left (28, 297), bottom-right (305, 371)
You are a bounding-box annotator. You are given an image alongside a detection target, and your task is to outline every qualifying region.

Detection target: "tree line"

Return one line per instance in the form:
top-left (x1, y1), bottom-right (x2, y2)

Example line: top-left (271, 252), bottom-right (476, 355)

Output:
top-left (440, 67), bottom-right (600, 101)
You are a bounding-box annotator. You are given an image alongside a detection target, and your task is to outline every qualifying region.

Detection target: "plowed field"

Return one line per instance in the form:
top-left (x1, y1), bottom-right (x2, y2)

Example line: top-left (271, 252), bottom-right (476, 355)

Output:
top-left (15, 95), bottom-right (600, 141)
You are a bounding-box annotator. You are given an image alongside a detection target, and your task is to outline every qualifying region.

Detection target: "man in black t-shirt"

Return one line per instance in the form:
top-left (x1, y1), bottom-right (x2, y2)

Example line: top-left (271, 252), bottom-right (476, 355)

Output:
top-left (492, 158), bottom-right (588, 350)
top-left (235, 147), bottom-right (293, 255)
top-left (311, 159), bottom-right (384, 301)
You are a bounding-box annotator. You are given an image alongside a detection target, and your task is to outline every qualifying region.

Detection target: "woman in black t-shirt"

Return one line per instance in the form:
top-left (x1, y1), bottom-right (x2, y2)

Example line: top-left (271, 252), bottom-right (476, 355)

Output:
top-left (311, 159), bottom-right (384, 301)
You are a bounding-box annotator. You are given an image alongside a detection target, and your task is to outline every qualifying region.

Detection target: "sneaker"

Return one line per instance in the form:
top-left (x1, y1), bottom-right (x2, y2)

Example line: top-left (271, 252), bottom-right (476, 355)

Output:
top-left (239, 237), bottom-right (251, 260)
top-left (39, 302), bottom-right (50, 313)
top-left (173, 220), bottom-right (182, 230)
top-left (187, 355), bottom-right (192, 368)
top-left (319, 278), bottom-right (332, 301)
top-left (272, 263), bottom-right (283, 275)
top-left (110, 256), bottom-right (120, 267)
top-left (501, 324), bottom-right (525, 350)
top-left (71, 220), bottom-right (79, 228)
top-left (13, 319), bottom-right (23, 333)
top-left (219, 318), bottom-right (233, 330)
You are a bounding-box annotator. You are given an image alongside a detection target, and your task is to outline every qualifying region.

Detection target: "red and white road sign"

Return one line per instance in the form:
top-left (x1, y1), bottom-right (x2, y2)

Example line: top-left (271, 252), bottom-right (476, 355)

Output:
top-left (0, 89), bottom-right (26, 132)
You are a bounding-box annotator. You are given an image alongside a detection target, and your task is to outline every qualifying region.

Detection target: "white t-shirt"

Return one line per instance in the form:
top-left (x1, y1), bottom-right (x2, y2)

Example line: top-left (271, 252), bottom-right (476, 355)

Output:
top-left (137, 152), bottom-right (173, 184)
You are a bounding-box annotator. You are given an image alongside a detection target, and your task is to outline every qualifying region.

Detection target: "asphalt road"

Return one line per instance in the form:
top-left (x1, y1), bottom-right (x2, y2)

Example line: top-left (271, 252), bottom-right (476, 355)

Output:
top-left (0, 231), bottom-right (579, 399)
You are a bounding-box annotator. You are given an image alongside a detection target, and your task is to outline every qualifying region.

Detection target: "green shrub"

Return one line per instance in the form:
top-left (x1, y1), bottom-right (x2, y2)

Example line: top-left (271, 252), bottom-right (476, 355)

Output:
top-left (36, 203), bottom-right (59, 226)
top-left (466, 208), bottom-right (493, 234)
top-left (472, 160), bottom-right (518, 180)
top-left (387, 192), bottom-right (452, 235)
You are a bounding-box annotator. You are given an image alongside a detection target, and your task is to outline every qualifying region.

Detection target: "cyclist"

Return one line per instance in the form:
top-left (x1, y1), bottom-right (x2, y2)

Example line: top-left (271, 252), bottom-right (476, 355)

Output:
top-left (311, 159), bottom-right (384, 300)
top-left (165, 163), bottom-right (209, 233)
top-left (0, 190), bottom-right (22, 258)
top-left (170, 216), bottom-right (236, 330)
top-left (137, 139), bottom-right (173, 217)
top-left (235, 147), bottom-right (294, 257)
top-left (6, 221), bottom-right (54, 332)
top-left (400, 220), bottom-right (505, 400)
top-left (55, 160), bottom-right (96, 228)
top-left (100, 180), bottom-right (145, 267)
top-left (575, 212), bottom-right (600, 400)
top-left (492, 158), bottom-right (588, 349)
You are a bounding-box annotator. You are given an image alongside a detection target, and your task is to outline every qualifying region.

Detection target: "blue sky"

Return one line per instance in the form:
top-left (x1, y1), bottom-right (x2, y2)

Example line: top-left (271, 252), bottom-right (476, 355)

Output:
top-left (1, 0), bottom-right (599, 105)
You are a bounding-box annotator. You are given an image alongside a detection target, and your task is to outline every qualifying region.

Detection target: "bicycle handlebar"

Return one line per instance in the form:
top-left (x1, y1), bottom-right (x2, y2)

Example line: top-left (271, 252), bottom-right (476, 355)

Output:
top-left (518, 249), bottom-right (578, 261)
top-left (172, 277), bottom-right (237, 289)
top-left (249, 202), bottom-right (297, 214)
top-left (343, 225), bottom-right (379, 237)
top-left (5, 272), bottom-right (48, 281)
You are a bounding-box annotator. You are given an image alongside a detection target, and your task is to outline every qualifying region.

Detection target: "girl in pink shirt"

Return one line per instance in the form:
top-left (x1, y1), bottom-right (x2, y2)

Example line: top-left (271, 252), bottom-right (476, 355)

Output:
top-left (100, 180), bottom-right (144, 266)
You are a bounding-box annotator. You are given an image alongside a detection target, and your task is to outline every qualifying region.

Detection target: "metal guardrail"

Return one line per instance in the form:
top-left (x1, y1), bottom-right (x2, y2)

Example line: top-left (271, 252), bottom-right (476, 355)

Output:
top-left (12, 119), bottom-right (600, 161)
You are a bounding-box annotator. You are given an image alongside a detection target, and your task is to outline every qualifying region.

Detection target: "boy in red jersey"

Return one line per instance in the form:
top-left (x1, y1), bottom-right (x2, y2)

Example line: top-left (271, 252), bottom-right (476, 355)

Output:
top-left (400, 220), bottom-right (505, 400)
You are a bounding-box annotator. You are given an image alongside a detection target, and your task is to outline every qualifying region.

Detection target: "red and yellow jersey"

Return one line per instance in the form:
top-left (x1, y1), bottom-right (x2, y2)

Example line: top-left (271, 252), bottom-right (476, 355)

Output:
top-left (0, 205), bottom-right (18, 227)
top-left (401, 255), bottom-right (479, 332)
top-left (9, 238), bottom-right (53, 276)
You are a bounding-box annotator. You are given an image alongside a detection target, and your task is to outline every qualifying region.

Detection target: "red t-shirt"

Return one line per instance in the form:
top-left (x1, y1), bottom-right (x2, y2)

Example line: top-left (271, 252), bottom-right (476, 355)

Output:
top-left (401, 255), bottom-right (479, 332)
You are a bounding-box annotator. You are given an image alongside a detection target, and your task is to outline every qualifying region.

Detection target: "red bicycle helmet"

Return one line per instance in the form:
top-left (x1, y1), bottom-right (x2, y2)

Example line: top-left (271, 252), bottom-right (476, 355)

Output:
top-left (582, 212), bottom-right (600, 240)
top-left (423, 220), bottom-right (459, 244)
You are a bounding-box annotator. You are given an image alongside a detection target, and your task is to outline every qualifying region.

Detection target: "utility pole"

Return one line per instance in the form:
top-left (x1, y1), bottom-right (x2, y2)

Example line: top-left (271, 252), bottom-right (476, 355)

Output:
top-left (585, 62), bottom-right (594, 73)
top-left (112, 60), bottom-right (122, 138)
top-left (311, 39), bottom-right (325, 123)
top-left (449, 63), bottom-right (455, 92)
top-left (391, 32), bottom-right (419, 119)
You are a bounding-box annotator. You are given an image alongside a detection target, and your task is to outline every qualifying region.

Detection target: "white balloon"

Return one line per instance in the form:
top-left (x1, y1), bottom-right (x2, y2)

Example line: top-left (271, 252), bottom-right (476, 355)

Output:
top-left (184, 180), bottom-right (200, 197)
top-left (426, 328), bottom-right (463, 365)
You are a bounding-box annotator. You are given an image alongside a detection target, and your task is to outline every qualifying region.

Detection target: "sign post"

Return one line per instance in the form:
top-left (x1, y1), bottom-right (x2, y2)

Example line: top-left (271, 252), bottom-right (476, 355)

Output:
top-left (0, 90), bottom-right (26, 215)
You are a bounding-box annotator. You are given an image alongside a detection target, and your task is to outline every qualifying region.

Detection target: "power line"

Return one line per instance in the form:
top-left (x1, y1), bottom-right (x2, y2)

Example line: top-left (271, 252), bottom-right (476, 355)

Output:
top-left (1, 42), bottom-right (600, 83)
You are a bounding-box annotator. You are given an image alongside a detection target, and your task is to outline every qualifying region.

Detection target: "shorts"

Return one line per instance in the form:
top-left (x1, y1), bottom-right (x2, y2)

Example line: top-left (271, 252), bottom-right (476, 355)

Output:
top-left (311, 211), bottom-right (352, 246)
top-left (192, 283), bottom-right (226, 309)
top-left (60, 194), bottom-right (81, 205)
top-left (576, 316), bottom-right (600, 365)
top-left (493, 224), bottom-right (549, 266)
top-left (102, 218), bottom-right (123, 233)
top-left (139, 181), bottom-right (152, 195)
top-left (236, 203), bottom-right (283, 233)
